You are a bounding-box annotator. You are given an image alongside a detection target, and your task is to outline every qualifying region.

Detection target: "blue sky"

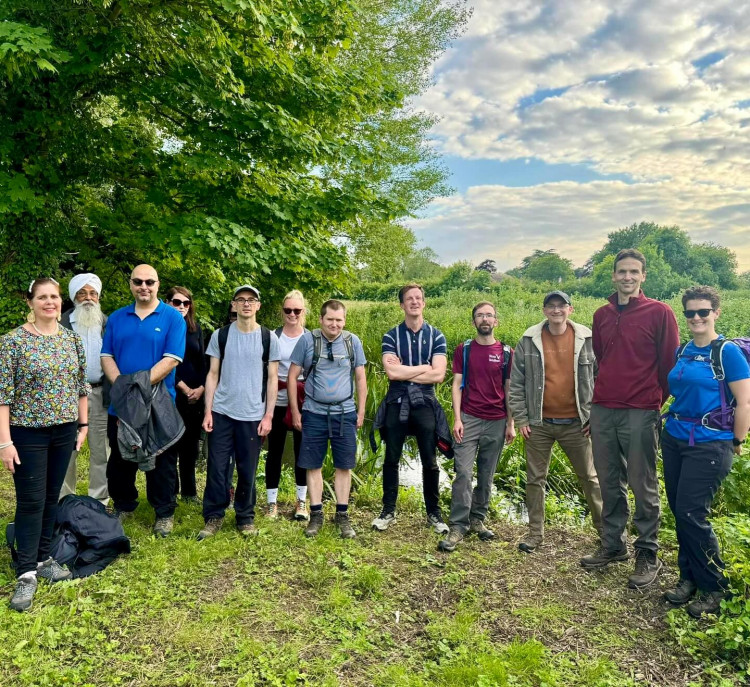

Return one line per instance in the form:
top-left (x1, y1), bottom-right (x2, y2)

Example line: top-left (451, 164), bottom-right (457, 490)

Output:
top-left (409, 0), bottom-right (750, 272)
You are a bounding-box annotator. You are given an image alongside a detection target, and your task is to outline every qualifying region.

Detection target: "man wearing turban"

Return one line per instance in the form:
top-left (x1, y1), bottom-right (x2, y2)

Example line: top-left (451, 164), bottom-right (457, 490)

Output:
top-left (60, 273), bottom-right (110, 505)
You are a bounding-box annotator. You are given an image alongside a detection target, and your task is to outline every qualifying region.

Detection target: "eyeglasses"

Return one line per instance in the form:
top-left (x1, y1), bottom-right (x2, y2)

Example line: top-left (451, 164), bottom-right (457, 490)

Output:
top-left (283, 308), bottom-right (303, 315)
top-left (233, 297), bottom-right (259, 305)
top-left (326, 340), bottom-right (334, 362)
top-left (475, 313), bottom-right (496, 320)
top-left (684, 308), bottom-right (714, 319)
top-left (544, 304), bottom-right (569, 311)
top-left (131, 278), bottom-right (157, 286)
top-left (169, 298), bottom-right (191, 307)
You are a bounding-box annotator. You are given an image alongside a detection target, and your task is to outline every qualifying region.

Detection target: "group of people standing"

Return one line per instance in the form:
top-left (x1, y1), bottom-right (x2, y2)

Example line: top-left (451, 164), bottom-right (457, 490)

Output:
top-left (1, 248), bottom-right (747, 621)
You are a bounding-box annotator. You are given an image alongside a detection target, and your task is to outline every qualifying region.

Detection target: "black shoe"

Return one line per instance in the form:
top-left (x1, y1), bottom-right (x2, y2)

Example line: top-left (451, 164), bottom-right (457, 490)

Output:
top-left (627, 549), bottom-right (662, 589)
top-left (687, 590), bottom-right (728, 618)
top-left (334, 512), bottom-right (356, 539)
top-left (664, 579), bottom-right (697, 605)
top-left (580, 546), bottom-right (629, 569)
top-left (305, 510), bottom-right (324, 538)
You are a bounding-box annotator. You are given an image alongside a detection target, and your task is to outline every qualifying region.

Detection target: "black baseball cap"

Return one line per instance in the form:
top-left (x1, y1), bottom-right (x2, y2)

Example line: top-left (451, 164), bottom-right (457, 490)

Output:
top-left (543, 290), bottom-right (572, 306)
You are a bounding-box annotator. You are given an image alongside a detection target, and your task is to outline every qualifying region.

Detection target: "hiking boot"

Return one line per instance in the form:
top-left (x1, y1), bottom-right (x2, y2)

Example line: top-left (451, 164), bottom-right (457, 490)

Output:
top-left (664, 579), bottom-right (698, 605)
top-left (335, 512), bottom-right (356, 539)
top-left (305, 510), bottom-right (324, 538)
top-left (266, 503), bottom-right (279, 520)
top-left (294, 499), bottom-right (309, 521)
top-left (372, 509), bottom-right (396, 532)
top-left (237, 522), bottom-right (258, 536)
top-left (437, 528), bottom-right (464, 553)
top-left (470, 518), bottom-right (496, 541)
top-left (518, 533), bottom-right (543, 554)
top-left (627, 549), bottom-right (662, 589)
top-left (198, 517), bottom-right (224, 540)
top-left (37, 557), bottom-right (72, 583)
top-left (426, 511), bottom-right (449, 535)
top-left (112, 508), bottom-right (134, 524)
top-left (9, 575), bottom-right (37, 612)
top-left (687, 590), bottom-right (728, 618)
top-left (153, 516), bottom-right (174, 538)
top-left (580, 546), bottom-right (629, 569)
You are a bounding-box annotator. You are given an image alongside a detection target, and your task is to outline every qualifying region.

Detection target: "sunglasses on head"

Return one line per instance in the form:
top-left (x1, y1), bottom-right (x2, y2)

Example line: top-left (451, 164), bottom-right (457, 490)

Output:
top-left (131, 278), bottom-right (157, 286)
top-left (684, 308), bottom-right (714, 318)
top-left (283, 307), bottom-right (303, 315)
top-left (170, 298), bottom-right (191, 307)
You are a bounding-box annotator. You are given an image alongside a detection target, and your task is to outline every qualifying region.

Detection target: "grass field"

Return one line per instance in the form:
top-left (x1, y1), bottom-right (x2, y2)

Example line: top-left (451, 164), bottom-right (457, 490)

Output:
top-left (0, 452), bottom-right (740, 687)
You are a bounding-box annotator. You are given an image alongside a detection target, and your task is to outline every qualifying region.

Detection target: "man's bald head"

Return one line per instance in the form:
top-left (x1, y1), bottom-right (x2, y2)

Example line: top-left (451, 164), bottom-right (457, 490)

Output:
top-left (131, 264), bottom-right (159, 281)
top-left (130, 264), bottom-right (160, 306)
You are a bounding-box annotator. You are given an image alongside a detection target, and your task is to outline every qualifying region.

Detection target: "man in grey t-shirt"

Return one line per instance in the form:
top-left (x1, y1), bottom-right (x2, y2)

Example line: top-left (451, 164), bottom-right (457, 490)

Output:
top-left (288, 300), bottom-right (367, 539)
top-left (198, 285), bottom-right (279, 539)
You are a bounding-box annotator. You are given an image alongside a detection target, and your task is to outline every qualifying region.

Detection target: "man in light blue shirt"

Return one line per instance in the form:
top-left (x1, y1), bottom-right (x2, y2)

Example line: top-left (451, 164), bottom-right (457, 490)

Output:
top-left (288, 300), bottom-right (367, 539)
top-left (60, 273), bottom-right (110, 505)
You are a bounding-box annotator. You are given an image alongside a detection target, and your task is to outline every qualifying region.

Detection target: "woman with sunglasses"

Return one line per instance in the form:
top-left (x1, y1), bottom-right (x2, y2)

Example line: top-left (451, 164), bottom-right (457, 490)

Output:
top-left (0, 278), bottom-right (90, 611)
top-left (265, 290), bottom-right (309, 520)
top-left (662, 285), bottom-right (750, 618)
top-left (166, 286), bottom-right (207, 504)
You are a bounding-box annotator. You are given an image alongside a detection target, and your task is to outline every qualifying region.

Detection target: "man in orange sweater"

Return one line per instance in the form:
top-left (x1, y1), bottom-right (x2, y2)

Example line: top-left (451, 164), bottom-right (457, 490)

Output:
top-left (580, 249), bottom-right (679, 589)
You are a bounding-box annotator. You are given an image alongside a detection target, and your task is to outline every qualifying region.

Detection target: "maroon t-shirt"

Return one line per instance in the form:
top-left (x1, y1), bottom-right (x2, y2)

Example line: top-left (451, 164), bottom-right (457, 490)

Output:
top-left (453, 340), bottom-right (512, 420)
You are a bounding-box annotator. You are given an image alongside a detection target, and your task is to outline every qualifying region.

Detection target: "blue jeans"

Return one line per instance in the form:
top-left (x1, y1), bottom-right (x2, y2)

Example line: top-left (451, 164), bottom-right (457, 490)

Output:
top-left (11, 423), bottom-right (77, 575)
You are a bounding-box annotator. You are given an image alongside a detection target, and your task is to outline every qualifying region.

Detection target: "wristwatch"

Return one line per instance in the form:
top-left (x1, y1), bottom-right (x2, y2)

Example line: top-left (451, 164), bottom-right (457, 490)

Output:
top-left (732, 437), bottom-right (744, 447)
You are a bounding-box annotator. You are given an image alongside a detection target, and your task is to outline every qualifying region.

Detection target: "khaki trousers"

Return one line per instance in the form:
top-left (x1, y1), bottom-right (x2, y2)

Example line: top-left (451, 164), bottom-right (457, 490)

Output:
top-left (60, 385), bottom-right (110, 504)
top-left (524, 419), bottom-right (603, 537)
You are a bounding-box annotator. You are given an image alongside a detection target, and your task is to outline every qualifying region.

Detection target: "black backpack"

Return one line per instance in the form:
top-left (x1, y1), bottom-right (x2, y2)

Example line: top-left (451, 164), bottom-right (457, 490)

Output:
top-left (459, 339), bottom-right (511, 391)
top-left (217, 324), bottom-right (272, 402)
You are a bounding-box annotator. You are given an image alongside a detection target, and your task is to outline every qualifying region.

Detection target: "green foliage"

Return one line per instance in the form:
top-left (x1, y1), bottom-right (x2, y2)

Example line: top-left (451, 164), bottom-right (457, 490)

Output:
top-left (0, 0), bottom-right (467, 326)
top-left (510, 249), bottom-right (574, 284)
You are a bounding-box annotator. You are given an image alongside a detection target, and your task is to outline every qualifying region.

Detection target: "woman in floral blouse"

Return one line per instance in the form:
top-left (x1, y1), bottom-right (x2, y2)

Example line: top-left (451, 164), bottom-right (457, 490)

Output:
top-left (0, 278), bottom-right (90, 612)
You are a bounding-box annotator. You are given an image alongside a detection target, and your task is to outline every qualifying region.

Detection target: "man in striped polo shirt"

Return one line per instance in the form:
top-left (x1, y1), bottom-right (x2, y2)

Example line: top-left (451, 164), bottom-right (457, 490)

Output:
top-left (372, 284), bottom-right (449, 534)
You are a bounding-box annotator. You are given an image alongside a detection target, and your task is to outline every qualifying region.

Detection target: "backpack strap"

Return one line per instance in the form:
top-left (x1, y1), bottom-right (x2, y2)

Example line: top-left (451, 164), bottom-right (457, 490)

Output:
top-left (307, 329), bottom-right (356, 405)
top-left (217, 324), bottom-right (232, 380)
top-left (501, 343), bottom-right (512, 384)
top-left (261, 326), bottom-right (271, 404)
top-left (275, 326), bottom-right (283, 338)
top-left (675, 341), bottom-right (690, 361)
top-left (459, 339), bottom-right (472, 391)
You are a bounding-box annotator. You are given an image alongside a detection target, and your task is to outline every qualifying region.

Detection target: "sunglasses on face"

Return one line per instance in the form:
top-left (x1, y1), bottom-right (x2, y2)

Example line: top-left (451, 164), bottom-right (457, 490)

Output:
top-left (684, 309), bottom-right (714, 319)
top-left (283, 308), bottom-right (303, 315)
top-left (131, 278), bottom-right (157, 286)
top-left (169, 298), bottom-right (191, 307)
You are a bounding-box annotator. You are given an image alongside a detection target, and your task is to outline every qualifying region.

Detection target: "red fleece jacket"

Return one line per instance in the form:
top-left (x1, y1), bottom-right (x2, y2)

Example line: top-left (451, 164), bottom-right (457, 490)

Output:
top-left (592, 290), bottom-right (679, 410)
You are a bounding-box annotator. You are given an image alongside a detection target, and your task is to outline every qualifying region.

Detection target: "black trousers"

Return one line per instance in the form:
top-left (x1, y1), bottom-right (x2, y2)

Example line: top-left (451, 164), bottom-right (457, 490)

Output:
top-left (203, 412), bottom-right (261, 525)
top-left (382, 403), bottom-right (440, 514)
top-left (661, 430), bottom-right (733, 592)
top-left (265, 405), bottom-right (304, 489)
top-left (106, 414), bottom-right (178, 519)
top-left (174, 396), bottom-right (203, 497)
top-left (11, 422), bottom-right (77, 575)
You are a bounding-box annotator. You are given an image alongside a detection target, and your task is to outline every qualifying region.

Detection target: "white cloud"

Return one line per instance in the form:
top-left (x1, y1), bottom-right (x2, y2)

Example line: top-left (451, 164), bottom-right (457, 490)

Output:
top-left (408, 179), bottom-right (750, 271)
top-left (412, 1), bottom-right (750, 269)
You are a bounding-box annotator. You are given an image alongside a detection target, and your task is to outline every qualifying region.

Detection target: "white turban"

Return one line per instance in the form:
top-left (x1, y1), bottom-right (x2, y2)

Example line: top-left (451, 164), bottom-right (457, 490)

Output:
top-left (69, 273), bottom-right (102, 301)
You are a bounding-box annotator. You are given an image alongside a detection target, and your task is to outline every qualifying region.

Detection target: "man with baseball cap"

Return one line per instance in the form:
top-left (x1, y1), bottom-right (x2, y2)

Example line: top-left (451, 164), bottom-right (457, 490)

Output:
top-left (508, 291), bottom-right (603, 553)
top-left (199, 284), bottom-right (280, 539)
top-left (60, 273), bottom-right (111, 505)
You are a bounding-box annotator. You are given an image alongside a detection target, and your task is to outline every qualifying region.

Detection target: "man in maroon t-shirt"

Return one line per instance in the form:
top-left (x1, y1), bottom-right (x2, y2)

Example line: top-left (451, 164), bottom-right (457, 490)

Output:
top-left (438, 301), bottom-right (515, 552)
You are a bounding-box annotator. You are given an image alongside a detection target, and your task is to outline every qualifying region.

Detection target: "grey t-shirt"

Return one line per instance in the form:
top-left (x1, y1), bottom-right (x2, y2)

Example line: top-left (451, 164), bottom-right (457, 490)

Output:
top-left (206, 324), bottom-right (280, 421)
top-left (290, 331), bottom-right (366, 415)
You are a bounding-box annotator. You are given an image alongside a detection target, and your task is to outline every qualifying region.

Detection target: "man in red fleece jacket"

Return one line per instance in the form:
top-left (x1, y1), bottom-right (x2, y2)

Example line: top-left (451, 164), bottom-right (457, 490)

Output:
top-left (580, 249), bottom-right (679, 589)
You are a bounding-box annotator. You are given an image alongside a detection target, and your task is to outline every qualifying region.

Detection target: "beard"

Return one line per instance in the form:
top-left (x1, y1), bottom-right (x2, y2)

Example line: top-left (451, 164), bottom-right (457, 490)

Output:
top-left (75, 301), bottom-right (105, 330)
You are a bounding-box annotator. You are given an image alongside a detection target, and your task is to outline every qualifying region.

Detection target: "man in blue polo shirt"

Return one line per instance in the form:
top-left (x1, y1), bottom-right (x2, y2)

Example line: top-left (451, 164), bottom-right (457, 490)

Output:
top-left (101, 264), bottom-right (186, 536)
top-left (372, 283), bottom-right (449, 533)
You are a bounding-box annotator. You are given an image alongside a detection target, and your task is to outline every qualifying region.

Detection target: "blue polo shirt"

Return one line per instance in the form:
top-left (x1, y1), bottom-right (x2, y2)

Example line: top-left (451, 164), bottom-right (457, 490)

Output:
top-left (101, 301), bottom-right (186, 414)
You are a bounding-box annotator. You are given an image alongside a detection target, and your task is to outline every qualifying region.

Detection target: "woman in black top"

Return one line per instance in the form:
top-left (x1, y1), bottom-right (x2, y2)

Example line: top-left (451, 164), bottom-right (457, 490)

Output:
top-left (166, 286), bottom-right (207, 503)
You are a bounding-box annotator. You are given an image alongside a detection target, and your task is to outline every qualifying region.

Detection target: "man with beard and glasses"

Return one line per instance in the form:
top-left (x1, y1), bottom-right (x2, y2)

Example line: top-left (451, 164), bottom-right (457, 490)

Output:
top-left (438, 302), bottom-right (515, 552)
top-left (60, 273), bottom-right (111, 505)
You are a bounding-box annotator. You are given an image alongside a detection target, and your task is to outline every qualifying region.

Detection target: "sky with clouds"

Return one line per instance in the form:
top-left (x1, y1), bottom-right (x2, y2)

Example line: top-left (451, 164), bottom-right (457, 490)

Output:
top-left (408, 0), bottom-right (750, 272)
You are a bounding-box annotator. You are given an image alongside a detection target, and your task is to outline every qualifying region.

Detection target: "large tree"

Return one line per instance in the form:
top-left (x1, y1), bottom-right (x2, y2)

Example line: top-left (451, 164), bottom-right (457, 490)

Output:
top-left (0, 0), bottom-right (467, 326)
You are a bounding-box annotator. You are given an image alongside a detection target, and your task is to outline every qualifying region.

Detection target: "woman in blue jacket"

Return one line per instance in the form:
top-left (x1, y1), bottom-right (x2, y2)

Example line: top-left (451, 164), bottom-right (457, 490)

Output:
top-left (663, 285), bottom-right (750, 617)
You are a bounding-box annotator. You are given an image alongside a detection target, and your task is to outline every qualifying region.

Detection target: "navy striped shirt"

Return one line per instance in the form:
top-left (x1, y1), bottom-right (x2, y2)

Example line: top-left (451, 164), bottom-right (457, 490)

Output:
top-left (382, 321), bottom-right (447, 390)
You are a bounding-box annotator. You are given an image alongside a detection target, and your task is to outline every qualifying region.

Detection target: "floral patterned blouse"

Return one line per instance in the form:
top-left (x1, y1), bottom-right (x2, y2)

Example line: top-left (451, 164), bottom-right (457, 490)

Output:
top-left (0, 326), bottom-right (91, 427)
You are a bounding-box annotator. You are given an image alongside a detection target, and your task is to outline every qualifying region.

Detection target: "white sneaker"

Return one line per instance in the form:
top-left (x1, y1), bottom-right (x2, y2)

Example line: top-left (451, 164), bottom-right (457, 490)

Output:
top-left (426, 512), bottom-right (449, 535)
top-left (372, 509), bottom-right (396, 531)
